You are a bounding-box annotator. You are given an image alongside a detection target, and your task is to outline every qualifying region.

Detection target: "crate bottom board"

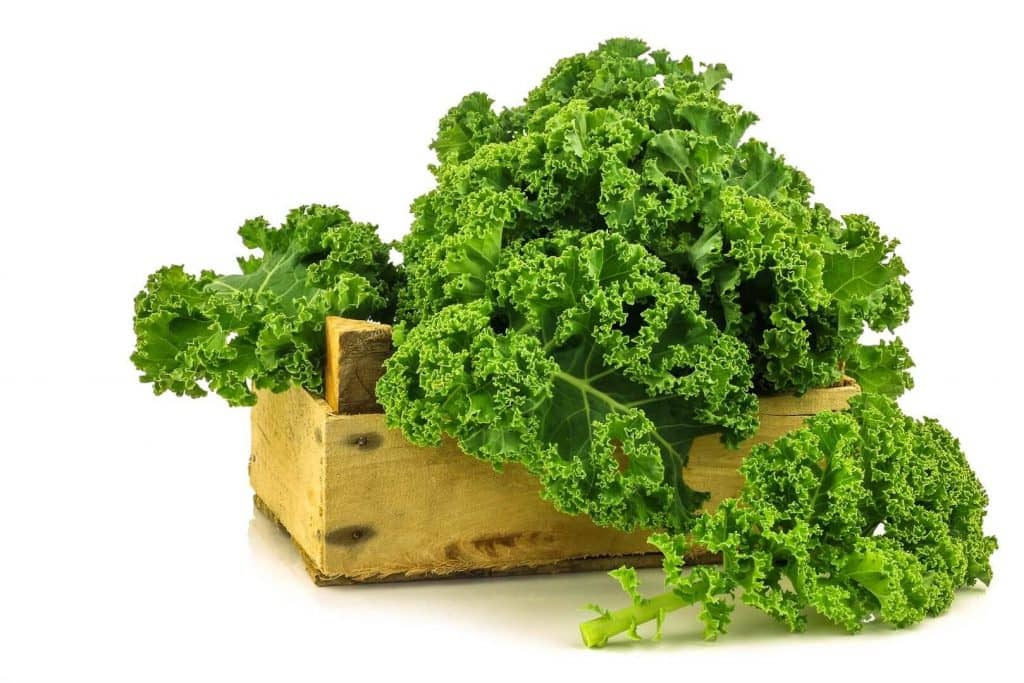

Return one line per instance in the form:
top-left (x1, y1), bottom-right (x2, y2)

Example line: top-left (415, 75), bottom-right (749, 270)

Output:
top-left (251, 494), bottom-right (721, 585)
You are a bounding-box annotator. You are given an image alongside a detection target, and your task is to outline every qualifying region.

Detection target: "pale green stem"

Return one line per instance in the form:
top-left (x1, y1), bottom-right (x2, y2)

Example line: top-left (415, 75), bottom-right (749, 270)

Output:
top-left (579, 591), bottom-right (691, 648)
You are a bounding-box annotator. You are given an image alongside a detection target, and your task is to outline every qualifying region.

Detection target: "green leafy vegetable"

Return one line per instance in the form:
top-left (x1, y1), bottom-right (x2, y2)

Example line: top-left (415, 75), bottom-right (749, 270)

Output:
top-left (378, 230), bottom-right (757, 531)
top-left (131, 37), bottom-right (995, 650)
top-left (580, 394), bottom-right (997, 646)
top-left (131, 205), bottom-right (398, 406)
top-left (844, 338), bottom-right (915, 397)
top-left (381, 36), bottom-right (925, 541)
top-left (397, 38), bottom-right (913, 396)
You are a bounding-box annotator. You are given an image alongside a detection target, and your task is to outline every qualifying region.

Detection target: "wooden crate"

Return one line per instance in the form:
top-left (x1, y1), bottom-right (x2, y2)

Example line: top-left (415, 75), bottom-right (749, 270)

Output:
top-left (249, 318), bottom-right (859, 585)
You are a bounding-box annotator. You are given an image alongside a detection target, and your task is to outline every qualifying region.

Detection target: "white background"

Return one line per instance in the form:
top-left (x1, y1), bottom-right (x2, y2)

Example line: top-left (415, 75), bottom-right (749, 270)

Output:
top-left (1, 1), bottom-right (1021, 681)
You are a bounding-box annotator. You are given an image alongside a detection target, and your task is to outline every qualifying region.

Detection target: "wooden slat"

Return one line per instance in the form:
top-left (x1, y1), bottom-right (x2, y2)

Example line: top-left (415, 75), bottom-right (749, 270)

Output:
top-left (324, 317), bottom-right (393, 415)
top-left (249, 385), bottom-right (328, 569)
top-left (758, 378), bottom-right (860, 416)
top-left (254, 490), bottom-right (671, 585)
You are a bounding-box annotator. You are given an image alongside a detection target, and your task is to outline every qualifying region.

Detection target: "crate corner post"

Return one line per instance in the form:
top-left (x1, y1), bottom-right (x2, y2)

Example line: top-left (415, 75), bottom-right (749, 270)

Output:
top-left (249, 386), bottom-right (330, 576)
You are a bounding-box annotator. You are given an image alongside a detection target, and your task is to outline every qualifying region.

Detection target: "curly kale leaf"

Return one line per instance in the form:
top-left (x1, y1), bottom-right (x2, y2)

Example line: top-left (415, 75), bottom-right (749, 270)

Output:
top-left (131, 205), bottom-right (398, 406)
top-left (843, 338), bottom-right (915, 397)
top-left (378, 230), bottom-right (757, 532)
top-left (580, 393), bottom-right (996, 647)
top-left (399, 38), bottom-right (913, 395)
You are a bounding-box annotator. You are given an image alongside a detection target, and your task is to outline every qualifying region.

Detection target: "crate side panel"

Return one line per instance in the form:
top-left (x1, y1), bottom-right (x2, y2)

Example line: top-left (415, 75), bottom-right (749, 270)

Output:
top-left (250, 387), bottom-right (328, 569)
top-left (320, 413), bottom-right (655, 581)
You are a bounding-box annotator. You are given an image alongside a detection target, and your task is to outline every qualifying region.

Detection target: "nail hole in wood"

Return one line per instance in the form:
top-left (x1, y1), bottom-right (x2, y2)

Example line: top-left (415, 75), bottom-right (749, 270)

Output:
top-left (325, 525), bottom-right (376, 547)
top-left (346, 432), bottom-right (382, 450)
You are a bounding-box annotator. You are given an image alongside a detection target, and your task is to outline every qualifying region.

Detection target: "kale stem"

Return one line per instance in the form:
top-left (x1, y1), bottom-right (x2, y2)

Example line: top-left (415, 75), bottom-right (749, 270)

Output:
top-left (579, 591), bottom-right (691, 648)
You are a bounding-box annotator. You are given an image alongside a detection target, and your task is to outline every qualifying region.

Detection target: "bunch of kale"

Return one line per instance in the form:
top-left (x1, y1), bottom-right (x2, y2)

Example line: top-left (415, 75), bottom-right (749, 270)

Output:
top-left (131, 39), bottom-right (994, 646)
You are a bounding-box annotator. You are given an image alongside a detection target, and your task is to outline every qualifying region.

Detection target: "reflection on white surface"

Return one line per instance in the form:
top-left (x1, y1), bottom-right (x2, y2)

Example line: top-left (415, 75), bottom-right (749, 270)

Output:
top-left (247, 505), bottom-right (317, 583)
top-left (244, 504), bottom-right (994, 651)
top-left (245, 505), bottom-right (633, 647)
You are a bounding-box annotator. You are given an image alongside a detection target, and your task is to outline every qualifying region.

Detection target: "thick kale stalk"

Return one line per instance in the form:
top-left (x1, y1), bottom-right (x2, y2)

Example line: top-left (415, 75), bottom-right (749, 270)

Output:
top-left (131, 205), bottom-right (398, 406)
top-left (580, 394), bottom-right (997, 647)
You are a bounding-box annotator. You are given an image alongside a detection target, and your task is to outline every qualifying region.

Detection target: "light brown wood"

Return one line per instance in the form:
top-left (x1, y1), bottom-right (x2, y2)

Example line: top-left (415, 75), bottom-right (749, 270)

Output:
top-left (319, 410), bottom-right (663, 581)
top-left (249, 385), bottom-right (328, 570)
top-left (253, 494), bottom-right (667, 586)
top-left (324, 316), bottom-right (393, 415)
top-left (250, 369), bottom-right (858, 585)
top-left (758, 377), bottom-right (860, 416)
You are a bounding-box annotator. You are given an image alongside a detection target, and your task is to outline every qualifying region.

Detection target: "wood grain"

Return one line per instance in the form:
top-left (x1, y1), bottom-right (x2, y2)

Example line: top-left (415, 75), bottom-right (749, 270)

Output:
top-left (255, 493), bottom-right (670, 585)
top-left (324, 316), bottom-right (393, 415)
top-left (249, 385), bottom-right (328, 569)
top-left (318, 409), bottom-right (660, 582)
top-left (251, 368), bottom-right (858, 584)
